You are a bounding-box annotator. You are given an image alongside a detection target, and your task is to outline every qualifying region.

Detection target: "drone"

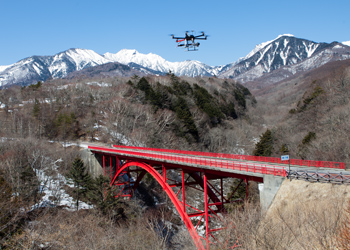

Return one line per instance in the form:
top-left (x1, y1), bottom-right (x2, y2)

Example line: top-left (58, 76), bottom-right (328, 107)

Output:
top-left (171, 31), bottom-right (208, 51)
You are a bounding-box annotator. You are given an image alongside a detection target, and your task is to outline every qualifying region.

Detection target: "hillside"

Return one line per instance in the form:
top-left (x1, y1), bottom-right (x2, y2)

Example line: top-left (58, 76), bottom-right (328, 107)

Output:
top-left (0, 74), bottom-right (258, 153)
top-left (248, 59), bottom-right (350, 165)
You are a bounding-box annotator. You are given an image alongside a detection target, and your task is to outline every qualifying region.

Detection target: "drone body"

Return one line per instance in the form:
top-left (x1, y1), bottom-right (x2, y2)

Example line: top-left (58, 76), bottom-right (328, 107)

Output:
top-left (171, 31), bottom-right (208, 51)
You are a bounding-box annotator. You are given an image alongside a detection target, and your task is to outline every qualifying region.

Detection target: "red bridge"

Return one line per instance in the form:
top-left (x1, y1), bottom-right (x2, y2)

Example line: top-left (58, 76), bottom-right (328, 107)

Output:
top-left (86, 144), bottom-right (346, 250)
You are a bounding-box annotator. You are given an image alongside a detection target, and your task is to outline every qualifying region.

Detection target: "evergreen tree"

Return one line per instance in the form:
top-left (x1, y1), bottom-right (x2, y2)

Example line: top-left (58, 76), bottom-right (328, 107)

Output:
top-left (193, 84), bottom-right (224, 125)
top-left (68, 158), bottom-right (93, 210)
top-left (253, 129), bottom-right (274, 156)
top-left (172, 97), bottom-right (199, 141)
top-left (88, 175), bottom-right (124, 218)
top-left (32, 98), bottom-right (40, 118)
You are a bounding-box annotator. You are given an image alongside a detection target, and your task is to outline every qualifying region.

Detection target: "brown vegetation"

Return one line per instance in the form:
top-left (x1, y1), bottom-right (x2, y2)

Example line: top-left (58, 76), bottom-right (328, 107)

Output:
top-left (3, 208), bottom-right (195, 250)
top-left (247, 59), bottom-right (350, 165)
top-left (215, 180), bottom-right (350, 250)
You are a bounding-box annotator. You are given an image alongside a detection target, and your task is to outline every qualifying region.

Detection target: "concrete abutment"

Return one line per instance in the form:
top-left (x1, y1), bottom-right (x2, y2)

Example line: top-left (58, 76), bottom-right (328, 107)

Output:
top-left (259, 175), bottom-right (285, 210)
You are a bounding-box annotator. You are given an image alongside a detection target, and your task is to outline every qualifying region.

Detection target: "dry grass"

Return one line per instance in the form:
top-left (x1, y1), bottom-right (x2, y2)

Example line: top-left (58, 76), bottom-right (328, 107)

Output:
top-left (215, 180), bottom-right (350, 250)
top-left (261, 180), bottom-right (350, 249)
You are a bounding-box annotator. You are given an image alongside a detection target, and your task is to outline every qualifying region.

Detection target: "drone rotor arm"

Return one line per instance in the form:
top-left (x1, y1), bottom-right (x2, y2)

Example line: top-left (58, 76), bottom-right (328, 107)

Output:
top-left (172, 36), bottom-right (185, 40)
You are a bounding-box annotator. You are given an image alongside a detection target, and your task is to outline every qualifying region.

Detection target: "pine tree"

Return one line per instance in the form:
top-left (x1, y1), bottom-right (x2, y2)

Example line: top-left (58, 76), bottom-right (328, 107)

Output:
top-left (68, 158), bottom-right (92, 210)
top-left (88, 175), bottom-right (123, 217)
top-left (253, 129), bottom-right (274, 156)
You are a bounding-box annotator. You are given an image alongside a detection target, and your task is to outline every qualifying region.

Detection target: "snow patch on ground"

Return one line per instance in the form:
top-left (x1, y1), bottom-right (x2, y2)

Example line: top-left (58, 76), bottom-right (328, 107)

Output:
top-left (32, 158), bottom-right (93, 211)
top-left (85, 82), bottom-right (112, 87)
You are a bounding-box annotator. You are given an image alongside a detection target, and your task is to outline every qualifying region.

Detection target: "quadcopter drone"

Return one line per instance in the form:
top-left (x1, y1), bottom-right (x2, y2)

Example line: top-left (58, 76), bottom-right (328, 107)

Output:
top-left (171, 31), bottom-right (208, 51)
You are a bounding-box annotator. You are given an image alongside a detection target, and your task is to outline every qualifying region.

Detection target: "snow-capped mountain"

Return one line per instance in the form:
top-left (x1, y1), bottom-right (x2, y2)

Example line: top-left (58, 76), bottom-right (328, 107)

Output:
top-left (104, 49), bottom-right (221, 77)
top-left (1, 35), bottom-right (350, 88)
top-left (0, 48), bottom-right (219, 87)
top-left (0, 49), bottom-right (111, 87)
top-left (218, 35), bottom-right (350, 82)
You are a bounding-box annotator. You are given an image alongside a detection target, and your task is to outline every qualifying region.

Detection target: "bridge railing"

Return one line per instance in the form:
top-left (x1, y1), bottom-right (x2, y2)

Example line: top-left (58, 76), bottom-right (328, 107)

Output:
top-left (89, 146), bottom-right (287, 177)
top-left (112, 145), bottom-right (345, 170)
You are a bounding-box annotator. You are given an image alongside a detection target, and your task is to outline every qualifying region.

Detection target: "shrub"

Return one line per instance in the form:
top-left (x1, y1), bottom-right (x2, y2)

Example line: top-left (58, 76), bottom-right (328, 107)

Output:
top-left (301, 132), bottom-right (316, 145)
top-left (234, 89), bottom-right (246, 109)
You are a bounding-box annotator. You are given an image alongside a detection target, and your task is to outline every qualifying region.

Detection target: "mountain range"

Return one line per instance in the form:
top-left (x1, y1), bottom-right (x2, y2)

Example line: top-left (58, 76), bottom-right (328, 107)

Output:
top-left (1, 34), bottom-right (350, 87)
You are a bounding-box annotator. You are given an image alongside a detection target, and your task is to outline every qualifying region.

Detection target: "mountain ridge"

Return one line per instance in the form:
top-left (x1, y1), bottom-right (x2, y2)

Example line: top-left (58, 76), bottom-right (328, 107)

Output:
top-left (1, 35), bottom-right (350, 87)
top-left (219, 36), bottom-right (350, 84)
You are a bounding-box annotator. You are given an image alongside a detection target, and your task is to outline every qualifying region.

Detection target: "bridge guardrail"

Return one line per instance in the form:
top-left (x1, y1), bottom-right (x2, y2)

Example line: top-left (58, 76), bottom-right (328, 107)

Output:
top-left (89, 146), bottom-right (287, 177)
top-left (112, 145), bottom-right (345, 170)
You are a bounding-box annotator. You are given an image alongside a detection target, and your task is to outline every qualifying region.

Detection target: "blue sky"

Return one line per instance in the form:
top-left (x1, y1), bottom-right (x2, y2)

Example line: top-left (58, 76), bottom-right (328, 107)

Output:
top-left (1, 0), bottom-right (349, 66)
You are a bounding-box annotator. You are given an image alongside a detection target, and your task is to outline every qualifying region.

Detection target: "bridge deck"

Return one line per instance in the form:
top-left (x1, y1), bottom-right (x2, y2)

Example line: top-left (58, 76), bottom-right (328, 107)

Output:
top-left (88, 144), bottom-right (350, 184)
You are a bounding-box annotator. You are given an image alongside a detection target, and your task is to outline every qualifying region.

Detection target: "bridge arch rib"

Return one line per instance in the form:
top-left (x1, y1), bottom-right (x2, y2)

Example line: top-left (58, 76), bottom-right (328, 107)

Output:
top-left (89, 148), bottom-right (262, 249)
top-left (110, 161), bottom-right (205, 250)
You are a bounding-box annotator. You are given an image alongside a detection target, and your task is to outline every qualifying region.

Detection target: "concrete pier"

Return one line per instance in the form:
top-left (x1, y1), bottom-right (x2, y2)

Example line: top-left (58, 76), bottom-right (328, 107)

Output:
top-left (259, 175), bottom-right (285, 210)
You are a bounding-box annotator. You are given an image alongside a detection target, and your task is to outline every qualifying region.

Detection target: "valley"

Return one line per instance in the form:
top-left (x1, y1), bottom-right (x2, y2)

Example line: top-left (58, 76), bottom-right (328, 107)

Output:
top-left (1, 34), bottom-right (350, 249)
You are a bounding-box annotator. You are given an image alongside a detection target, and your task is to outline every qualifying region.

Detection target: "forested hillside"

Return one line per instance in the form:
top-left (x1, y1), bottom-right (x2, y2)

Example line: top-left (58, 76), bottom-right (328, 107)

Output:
top-left (0, 74), bottom-right (258, 153)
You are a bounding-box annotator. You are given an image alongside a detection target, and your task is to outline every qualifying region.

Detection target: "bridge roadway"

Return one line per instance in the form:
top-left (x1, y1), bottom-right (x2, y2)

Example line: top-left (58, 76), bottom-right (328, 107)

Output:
top-left (87, 144), bottom-right (349, 183)
top-left (89, 145), bottom-right (285, 180)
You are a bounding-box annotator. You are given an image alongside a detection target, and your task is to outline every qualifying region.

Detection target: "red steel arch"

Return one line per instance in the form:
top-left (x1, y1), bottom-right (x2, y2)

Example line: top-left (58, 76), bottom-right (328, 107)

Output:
top-left (110, 161), bottom-right (205, 250)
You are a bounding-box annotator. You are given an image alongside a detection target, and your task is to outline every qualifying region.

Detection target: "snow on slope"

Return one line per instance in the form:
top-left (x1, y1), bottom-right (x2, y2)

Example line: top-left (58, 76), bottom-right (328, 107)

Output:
top-left (0, 65), bottom-right (9, 73)
top-left (243, 34), bottom-right (295, 60)
top-left (105, 49), bottom-right (169, 72)
top-left (33, 161), bottom-right (93, 211)
top-left (343, 41), bottom-right (350, 46)
top-left (48, 48), bottom-right (111, 78)
top-left (231, 42), bottom-right (350, 84)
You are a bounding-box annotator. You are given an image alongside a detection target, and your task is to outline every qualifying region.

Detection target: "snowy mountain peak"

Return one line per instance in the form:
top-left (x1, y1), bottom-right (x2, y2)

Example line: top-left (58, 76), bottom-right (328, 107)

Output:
top-left (219, 36), bottom-right (350, 82)
top-left (103, 49), bottom-right (220, 77)
top-left (244, 34), bottom-right (295, 60)
top-left (104, 49), bottom-right (166, 65)
top-left (276, 34), bottom-right (295, 39)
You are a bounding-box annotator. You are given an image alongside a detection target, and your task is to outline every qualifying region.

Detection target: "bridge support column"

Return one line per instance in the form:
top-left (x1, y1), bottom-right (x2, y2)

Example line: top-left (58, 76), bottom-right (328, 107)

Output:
top-left (203, 173), bottom-right (210, 250)
top-left (80, 149), bottom-right (103, 178)
top-left (182, 169), bottom-right (186, 213)
top-left (103, 155), bottom-right (105, 176)
top-left (260, 175), bottom-right (285, 210)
